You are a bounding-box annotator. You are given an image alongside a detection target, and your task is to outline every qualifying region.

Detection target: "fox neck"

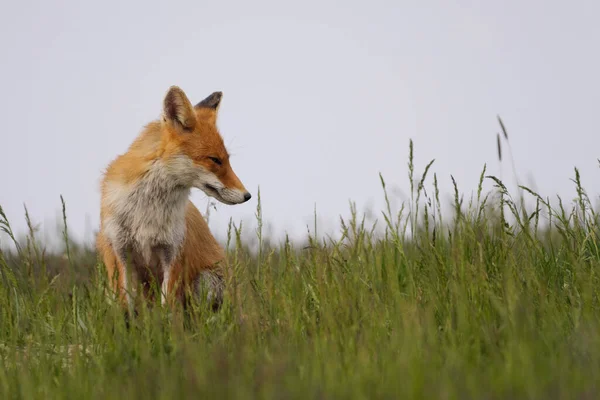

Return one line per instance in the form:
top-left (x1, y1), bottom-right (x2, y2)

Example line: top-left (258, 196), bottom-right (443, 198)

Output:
top-left (137, 159), bottom-right (191, 204)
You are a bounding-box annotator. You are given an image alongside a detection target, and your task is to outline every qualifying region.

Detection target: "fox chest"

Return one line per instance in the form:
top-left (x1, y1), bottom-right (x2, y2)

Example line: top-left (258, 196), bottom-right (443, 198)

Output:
top-left (103, 181), bottom-right (190, 265)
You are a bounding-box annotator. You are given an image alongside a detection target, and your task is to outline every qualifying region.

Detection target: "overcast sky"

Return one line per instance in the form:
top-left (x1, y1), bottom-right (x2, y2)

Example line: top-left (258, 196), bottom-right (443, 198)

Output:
top-left (1, 0), bottom-right (599, 249)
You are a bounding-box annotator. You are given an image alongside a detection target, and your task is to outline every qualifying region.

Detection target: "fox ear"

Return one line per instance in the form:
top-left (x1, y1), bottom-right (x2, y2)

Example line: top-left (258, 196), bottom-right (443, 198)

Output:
top-left (195, 91), bottom-right (223, 111)
top-left (163, 86), bottom-right (196, 130)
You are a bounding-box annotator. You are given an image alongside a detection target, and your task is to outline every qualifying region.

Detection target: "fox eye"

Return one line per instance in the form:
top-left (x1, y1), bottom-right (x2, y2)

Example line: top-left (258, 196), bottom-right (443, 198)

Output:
top-left (209, 157), bottom-right (222, 166)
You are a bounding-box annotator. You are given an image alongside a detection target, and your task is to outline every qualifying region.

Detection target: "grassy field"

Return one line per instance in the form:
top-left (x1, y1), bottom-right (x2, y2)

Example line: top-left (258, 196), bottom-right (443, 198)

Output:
top-left (1, 141), bottom-right (599, 399)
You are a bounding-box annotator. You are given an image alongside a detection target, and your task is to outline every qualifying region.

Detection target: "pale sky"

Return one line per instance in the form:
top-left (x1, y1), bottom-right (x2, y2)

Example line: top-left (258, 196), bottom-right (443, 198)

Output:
top-left (1, 0), bottom-right (599, 248)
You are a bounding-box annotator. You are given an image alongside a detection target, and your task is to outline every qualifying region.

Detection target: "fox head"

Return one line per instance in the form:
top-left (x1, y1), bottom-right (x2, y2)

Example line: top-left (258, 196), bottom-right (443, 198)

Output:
top-left (160, 86), bottom-right (251, 205)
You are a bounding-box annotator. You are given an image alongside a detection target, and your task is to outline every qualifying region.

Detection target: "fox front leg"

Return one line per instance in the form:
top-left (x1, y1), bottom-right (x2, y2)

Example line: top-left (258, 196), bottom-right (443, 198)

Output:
top-left (111, 246), bottom-right (135, 316)
top-left (154, 244), bottom-right (176, 306)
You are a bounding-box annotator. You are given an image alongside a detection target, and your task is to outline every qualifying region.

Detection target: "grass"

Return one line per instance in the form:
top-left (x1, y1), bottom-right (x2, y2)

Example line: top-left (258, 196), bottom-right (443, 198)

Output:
top-left (1, 137), bottom-right (600, 399)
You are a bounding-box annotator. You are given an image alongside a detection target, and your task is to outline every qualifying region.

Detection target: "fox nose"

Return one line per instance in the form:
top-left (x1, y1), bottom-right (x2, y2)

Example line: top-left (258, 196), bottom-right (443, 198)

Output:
top-left (243, 192), bottom-right (252, 202)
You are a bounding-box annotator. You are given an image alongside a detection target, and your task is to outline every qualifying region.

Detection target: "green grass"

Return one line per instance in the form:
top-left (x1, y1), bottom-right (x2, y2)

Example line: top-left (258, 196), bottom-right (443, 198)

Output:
top-left (1, 140), bottom-right (600, 399)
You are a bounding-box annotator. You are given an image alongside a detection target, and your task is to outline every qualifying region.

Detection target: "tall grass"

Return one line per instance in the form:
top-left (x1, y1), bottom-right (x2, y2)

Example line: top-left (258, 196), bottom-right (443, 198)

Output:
top-left (0, 139), bottom-right (599, 399)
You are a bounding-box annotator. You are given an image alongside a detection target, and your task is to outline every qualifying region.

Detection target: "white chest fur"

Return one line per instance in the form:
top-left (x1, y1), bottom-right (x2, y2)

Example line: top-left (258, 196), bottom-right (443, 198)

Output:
top-left (102, 161), bottom-right (190, 265)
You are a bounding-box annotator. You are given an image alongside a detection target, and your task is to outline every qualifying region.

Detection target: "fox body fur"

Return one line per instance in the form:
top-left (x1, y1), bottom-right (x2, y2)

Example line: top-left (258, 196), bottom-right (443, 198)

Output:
top-left (96, 86), bottom-right (251, 312)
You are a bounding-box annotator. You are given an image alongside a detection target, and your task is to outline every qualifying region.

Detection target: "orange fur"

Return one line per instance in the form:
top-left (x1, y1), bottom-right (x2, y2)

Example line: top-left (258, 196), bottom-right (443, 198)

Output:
top-left (96, 86), bottom-right (250, 312)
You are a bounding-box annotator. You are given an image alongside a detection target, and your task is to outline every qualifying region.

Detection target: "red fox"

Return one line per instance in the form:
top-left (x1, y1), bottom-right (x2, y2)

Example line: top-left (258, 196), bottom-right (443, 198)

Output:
top-left (96, 86), bottom-right (251, 313)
